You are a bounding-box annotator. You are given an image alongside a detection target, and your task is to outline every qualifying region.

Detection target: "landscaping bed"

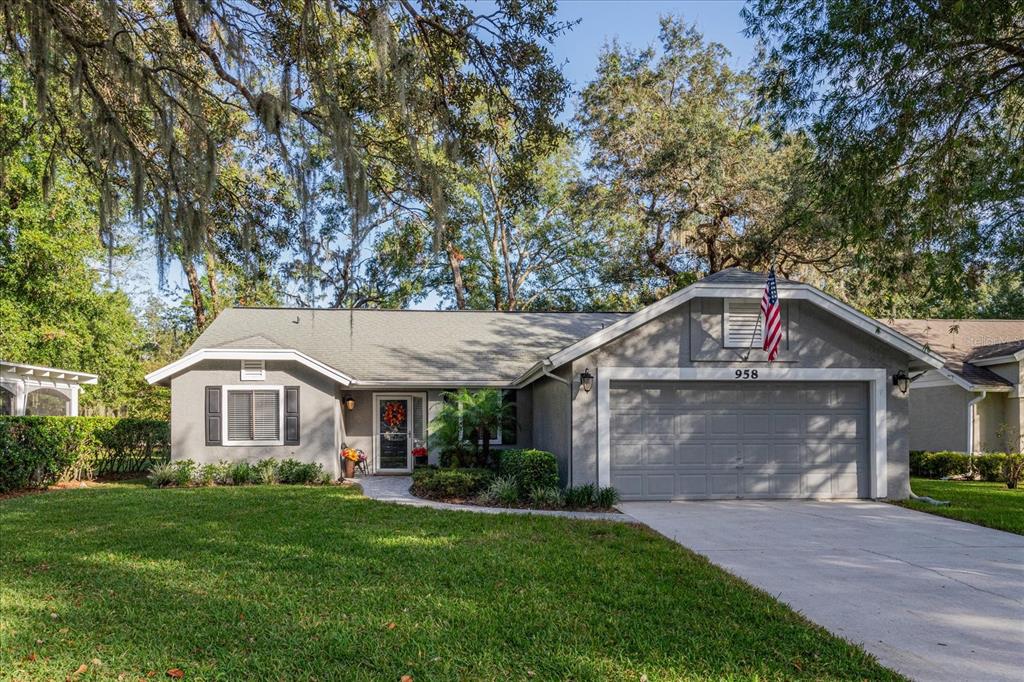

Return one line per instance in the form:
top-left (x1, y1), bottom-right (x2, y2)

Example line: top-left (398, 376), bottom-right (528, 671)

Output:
top-left (1, 483), bottom-right (902, 681)
top-left (898, 477), bottom-right (1023, 535)
top-left (410, 449), bottom-right (620, 512)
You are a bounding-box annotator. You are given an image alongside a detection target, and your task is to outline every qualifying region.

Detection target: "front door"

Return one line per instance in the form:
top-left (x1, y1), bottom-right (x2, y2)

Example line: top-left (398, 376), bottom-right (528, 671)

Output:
top-left (376, 396), bottom-right (412, 472)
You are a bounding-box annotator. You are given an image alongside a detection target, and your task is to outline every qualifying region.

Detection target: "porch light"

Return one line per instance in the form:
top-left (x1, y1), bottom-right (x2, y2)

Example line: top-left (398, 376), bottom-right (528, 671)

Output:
top-left (343, 395), bottom-right (356, 411)
top-left (580, 368), bottom-right (594, 393)
top-left (892, 370), bottom-right (910, 394)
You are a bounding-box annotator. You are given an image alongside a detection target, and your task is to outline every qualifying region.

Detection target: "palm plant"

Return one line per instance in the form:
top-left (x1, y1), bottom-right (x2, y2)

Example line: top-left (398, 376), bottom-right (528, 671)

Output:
top-left (430, 388), bottom-right (512, 467)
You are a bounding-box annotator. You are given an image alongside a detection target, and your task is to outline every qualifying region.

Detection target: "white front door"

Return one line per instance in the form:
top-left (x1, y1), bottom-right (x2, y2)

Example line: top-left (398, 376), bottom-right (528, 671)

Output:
top-left (375, 395), bottom-right (413, 472)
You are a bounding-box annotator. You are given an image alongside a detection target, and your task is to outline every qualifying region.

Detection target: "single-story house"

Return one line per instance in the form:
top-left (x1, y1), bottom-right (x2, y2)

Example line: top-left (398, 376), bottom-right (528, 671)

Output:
top-left (146, 268), bottom-right (947, 501)
top-left (888, 319), bottom-right (1023, 453)
top-left (1, 361), bottom-right (99, 416)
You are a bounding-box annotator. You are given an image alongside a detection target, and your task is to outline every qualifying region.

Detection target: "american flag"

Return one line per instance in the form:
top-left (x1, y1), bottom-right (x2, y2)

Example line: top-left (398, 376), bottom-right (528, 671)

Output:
top-left (761, 269), bottom-right (782, 361)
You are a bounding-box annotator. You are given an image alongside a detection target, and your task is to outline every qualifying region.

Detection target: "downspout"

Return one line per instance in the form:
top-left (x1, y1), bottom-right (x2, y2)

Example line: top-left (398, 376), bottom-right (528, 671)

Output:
top-left (966, 391), bottom-right (987, 455)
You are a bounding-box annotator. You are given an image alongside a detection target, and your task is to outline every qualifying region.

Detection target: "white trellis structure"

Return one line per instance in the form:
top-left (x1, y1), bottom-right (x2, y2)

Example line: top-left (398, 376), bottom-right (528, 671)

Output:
top-left (0, 361), bottom-right (99, 416)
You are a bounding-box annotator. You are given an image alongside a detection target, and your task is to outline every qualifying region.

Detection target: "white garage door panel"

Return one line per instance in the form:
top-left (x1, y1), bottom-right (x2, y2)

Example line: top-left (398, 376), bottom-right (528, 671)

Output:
top-left (609, 381), bottom-right (870, 500)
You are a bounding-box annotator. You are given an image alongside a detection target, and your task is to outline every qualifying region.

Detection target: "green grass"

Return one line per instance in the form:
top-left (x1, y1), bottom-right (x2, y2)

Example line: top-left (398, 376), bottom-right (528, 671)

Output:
top-left (898, 477), bottom-right (1024, 535)
top-left (1, 485), bottom-right (902, 681)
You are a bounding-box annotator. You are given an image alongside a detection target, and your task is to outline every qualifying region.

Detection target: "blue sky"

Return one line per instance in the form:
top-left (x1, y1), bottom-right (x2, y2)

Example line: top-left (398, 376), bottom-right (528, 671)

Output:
top-left (132, 1), bottom-right (755, 312)
top-left (549, 0), bottom-right (753, 94)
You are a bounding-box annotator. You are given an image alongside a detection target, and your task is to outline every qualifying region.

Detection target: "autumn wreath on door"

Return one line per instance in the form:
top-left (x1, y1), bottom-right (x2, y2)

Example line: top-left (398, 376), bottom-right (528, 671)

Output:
top-left (382, 401), bottom-right (406, 430)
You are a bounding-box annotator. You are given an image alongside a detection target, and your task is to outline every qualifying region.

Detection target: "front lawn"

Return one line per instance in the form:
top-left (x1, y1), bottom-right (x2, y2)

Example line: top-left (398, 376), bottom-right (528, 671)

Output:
top-left (1, 485), bottom-right (902, 681)
top-left (898, 478), bottom-right (1024, 535)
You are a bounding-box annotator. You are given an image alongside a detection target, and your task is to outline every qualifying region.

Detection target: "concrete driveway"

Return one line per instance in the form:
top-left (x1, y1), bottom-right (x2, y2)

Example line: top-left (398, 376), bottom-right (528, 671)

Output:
top-left (619, 500), bottom-right (1024, 682)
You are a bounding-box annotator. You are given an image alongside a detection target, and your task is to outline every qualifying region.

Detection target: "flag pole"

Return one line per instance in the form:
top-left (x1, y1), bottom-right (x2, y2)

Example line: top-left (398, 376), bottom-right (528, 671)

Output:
top-left (740, 297), bottom-right (763, 362)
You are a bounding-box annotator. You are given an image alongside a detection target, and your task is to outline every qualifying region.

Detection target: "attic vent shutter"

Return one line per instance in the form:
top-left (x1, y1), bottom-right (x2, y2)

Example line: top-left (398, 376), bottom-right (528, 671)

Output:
top-left (205, 386), bottom-right (222, 445)
top-left (241, 359), bottom-right (265, 381)
top-left (284, 386), bottom-right (300, 445)
top-left (724, 299), bottom-right (762, 348)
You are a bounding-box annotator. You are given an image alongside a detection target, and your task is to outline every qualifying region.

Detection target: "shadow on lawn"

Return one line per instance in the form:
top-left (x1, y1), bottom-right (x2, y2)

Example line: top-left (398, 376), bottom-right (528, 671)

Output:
top-left (1, 486), bottom-right (901, 681)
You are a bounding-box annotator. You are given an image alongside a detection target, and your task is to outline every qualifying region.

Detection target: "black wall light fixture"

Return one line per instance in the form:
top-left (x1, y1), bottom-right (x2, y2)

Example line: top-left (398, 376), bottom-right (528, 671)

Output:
top-left (580, 368), bottom-right (594, 393)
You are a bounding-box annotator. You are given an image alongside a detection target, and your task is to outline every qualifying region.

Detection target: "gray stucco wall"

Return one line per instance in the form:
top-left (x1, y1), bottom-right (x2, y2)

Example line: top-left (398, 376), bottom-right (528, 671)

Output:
top-left (531, 369), bottom-right (572, 485)
top-left (338, 387), bottom-right (533, 470)
top-left (984, 361), bottom-right (1023, 452)
top-left (170, 359), bottom-right (341, 479)
top-left (907, 385), bottom-right (971, 452)
top-left (976, 393), bottom-right (1010, 452)
top-left (564, 298), bottom-right (914, 499)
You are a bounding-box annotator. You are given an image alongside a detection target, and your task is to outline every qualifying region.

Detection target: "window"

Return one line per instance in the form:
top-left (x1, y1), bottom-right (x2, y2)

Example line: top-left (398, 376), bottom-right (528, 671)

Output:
top-left (25, 388), bottom-right (69, 416)
top-left (224, 387), bottom-right (281, 444)
top-left (723, 299), bottom-right (762, 348)
top-left (0, 386), bottom-right (13, 415)
top-left (498, 389), bottom-right (518, 445)
top-left (240, 360), bottom-right (265, 381)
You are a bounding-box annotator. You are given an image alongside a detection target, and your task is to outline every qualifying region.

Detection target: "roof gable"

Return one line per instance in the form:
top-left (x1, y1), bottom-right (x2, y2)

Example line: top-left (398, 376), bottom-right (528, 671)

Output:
top-left (151, 308), bottom-right (628, 386)
top-left (515, 268), bottom-right (945, 385)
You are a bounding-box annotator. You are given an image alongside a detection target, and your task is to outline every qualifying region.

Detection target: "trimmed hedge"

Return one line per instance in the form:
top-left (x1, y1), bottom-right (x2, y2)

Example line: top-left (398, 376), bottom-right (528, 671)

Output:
top-left (909, 450), bottom-right (1019, 482)
top-left (411, 468), bottom-right (494, 500)
top-left (0, 416), bottom-right (169, 492)
top-left (497, 448), bottom-right (559, 492)
top-left (909, 450), bottom-right (973, 479)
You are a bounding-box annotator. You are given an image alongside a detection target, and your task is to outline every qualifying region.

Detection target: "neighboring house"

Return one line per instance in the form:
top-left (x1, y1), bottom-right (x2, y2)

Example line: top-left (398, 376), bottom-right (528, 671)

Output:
top-left (1, 361), bottom-right (99, 416)
top-left (888, 319), bottom-right (1024, 454)
top-left (146, 268), bottom-right (946, 500)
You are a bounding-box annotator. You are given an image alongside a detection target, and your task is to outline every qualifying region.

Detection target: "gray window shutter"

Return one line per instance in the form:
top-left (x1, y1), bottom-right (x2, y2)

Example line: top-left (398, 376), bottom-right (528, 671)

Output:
top-left (284, 386), bottom-right (300, 445)
top-left (205, 386), bottom-right (222, 445)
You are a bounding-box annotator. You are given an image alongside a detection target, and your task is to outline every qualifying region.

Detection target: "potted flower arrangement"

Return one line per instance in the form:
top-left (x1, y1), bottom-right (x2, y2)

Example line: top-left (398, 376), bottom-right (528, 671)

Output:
top-left (341, 447), bottom-right (362, 479)
top-left (412, 446), bottom-right (428, 467)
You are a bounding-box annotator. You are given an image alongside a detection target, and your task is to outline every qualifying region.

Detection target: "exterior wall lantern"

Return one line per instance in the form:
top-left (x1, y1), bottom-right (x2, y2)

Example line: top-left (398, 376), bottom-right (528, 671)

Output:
top-left (892, 370), bottom-right (910, 394)
top-left (580, 368), bottom-right (594, 393)
top-left (343, 395), bottom-right (356, 411)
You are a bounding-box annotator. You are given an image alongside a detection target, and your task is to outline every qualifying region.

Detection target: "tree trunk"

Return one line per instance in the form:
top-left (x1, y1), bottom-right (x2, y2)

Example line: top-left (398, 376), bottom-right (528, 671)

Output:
top-left (204, 250), bottom-right (219, 307)
top-left (183, 260), bottom-right (208, 329)
top-left (447, 243), bottom-right (467, 310)
top-left (706, 236), bottom-right (720, 273)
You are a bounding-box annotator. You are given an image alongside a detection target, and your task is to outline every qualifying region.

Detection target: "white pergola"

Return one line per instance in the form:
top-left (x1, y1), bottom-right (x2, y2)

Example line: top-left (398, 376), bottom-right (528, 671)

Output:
top-left (0, 361), bottom-right (99, 416)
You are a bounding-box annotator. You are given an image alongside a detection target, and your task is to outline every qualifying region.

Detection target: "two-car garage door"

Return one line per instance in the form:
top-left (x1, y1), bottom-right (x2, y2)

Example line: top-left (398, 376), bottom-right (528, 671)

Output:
top-left (609, 381), bottom-right (870, 500)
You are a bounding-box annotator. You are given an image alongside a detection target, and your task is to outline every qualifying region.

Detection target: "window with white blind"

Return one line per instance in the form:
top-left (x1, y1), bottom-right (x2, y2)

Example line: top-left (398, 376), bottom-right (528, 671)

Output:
top-left (240, 359), bottom-right (265, 381)
top-left (723, 299), bottom-right (763, 348)
top-left (224, 387), bottom-right (282, 444)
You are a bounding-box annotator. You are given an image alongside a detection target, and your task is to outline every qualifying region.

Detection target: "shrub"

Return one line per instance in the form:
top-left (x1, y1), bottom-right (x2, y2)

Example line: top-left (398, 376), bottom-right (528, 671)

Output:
top-left (438, 448), bottom-right (483, 468)
top-left (410, 467), bottom-right (493, 499)
top-left (973, 454), bottom-right (1007, 482)
top-left (909, 451), bottom-right (973, 479)
top-left (498, 449), bottom-right (558, 493)
top-left (277, 458), bottom-right (326, 484)
top-left (1003, 454), bottom-right (1023, 489)
top-left (595, 486), bottom-right (621, 509)
top-left (564, 483), bottom-right (597, 509)
top-left (195, 463), bottom-right (221, 486)
top-left (482, 476), bottom-right (520, 506)
top-left (0, 416), bottom-right (170, 492)
top-left (528, 485), bottom-right (563, 508)
top-left (253, 458), bottom-right (280, 485)
top-left (147, 463), bottom-right (178, 488)
top-left (227, 461), bottom-right (254, 485)
top-left (172, 460), bottom-right (196, 487)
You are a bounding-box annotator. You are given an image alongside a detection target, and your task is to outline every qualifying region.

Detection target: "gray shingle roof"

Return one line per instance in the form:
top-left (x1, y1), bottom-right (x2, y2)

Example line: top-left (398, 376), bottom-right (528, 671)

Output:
top-left (187, 308), bottom-right (630, 384)
top-left (700, 267), bottom-right (792, 285)
top-left (888, 319), bottom-right (1023, 388)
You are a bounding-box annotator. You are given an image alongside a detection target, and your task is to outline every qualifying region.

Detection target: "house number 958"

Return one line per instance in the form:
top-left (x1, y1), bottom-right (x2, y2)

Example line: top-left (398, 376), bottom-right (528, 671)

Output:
top-left (734, 369), bottom-right (759, 379)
